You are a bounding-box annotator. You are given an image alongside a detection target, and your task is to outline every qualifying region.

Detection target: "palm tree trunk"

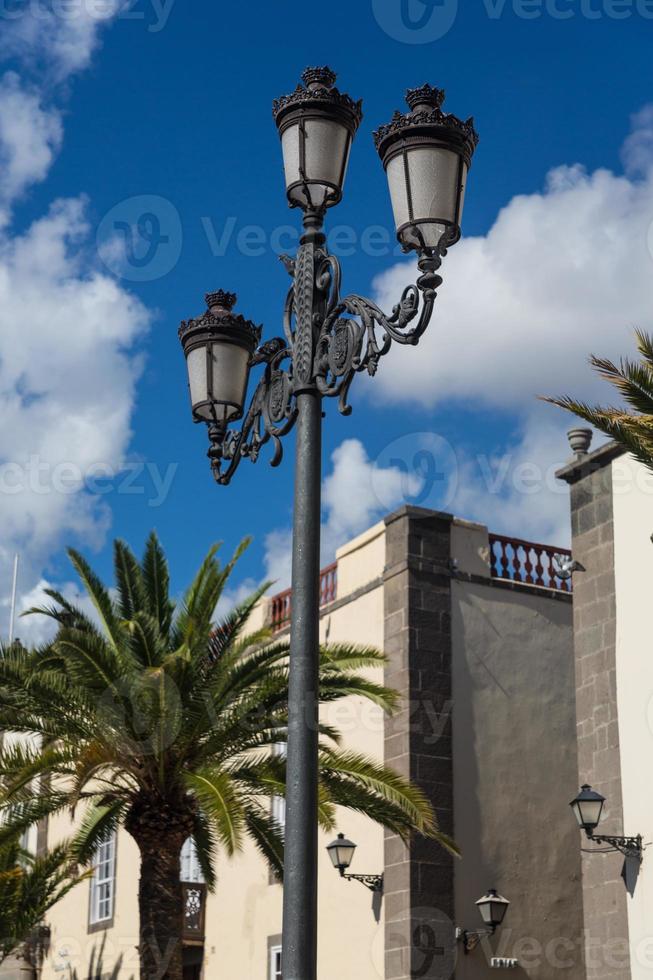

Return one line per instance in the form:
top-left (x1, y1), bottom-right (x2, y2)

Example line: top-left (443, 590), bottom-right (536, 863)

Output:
top-left (126, 795), bottom-right (195, 980)
top-left (135, 834), bottom-right (185, 980)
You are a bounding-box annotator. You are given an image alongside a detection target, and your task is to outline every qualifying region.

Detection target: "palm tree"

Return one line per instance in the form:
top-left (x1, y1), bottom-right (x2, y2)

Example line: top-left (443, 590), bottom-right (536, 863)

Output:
top-left (0, 830), bottom-right (85, 966)
top-left (544, 329), bottom-right (653, 470)
top-left (0, 533), bottom-right (450, 980)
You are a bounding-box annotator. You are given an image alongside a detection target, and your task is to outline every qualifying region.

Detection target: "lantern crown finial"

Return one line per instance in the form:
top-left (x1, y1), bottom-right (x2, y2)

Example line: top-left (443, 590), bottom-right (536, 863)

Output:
top-left (272, 69), bottom-right (362, 130)
top-left (373, 87), bottom-right (479, 158)
top-left (406, 84), bottom-right (445, 112)
top-left (301, 66), bottom-right (337, 91)
top-left (179, 289), bottom-right (261, 346)
top-left (205, 289), bottom-right (237, 314)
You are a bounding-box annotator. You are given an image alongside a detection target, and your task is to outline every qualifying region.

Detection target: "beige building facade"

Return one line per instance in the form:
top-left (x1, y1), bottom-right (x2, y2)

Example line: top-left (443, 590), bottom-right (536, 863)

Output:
top-left (6, 505), bottom-right (586, 980)
top-left (558, 443), bottom-right (653, 980)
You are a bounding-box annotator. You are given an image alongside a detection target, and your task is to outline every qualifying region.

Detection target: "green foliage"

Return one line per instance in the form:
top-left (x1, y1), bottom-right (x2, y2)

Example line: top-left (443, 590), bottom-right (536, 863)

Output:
top-left (0, 832), bottom-right (85, 965)
top-left (0, 532), bottom-right (452, 894)
top-left (544, 329), bottom-right (653, 471)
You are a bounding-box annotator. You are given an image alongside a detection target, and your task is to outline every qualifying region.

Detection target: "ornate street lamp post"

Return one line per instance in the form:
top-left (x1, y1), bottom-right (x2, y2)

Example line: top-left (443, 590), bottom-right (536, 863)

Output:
top-left (179, 67), bottom-right (478, 980)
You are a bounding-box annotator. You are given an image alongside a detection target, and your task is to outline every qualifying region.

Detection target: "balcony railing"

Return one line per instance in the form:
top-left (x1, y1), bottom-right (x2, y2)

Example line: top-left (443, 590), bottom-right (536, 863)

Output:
top-left (268, 533), bottom-right (570, 633)
top-left (182, 882), bottom-right (206, 943)
top-left (270, 561), bottom-right (337, 632)
top-left (489, 534), bottom-right (572, 592)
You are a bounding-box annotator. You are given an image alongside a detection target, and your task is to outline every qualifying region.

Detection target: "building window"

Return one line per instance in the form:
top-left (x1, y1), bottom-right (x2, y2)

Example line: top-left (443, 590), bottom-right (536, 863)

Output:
top-left (269, 944), bottom-right (282, 980)
top-left (271, 793), bottom-right (286, 829)
top-left (180, 837), bottom-right (205, 884)
top-left (20, 824), bottom-right (37, 858)
top-left (89, 832), bottom-right (116, 927)
top-left (271, 743), bottom-right (286, 830)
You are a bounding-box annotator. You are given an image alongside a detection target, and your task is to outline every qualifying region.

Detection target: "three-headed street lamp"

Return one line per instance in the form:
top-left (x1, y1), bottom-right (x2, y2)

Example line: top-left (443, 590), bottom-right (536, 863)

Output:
top-left (179, 67), bottom-right (478, 980)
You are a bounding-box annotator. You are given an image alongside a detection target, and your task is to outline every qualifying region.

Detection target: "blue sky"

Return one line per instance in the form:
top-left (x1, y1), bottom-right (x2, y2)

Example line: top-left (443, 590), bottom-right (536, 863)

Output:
top-left (1, 0), bottom-right (652, 632)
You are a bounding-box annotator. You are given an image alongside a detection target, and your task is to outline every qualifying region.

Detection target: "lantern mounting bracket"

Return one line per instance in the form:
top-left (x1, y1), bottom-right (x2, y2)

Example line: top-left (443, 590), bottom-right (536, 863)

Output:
top-left (340, 871), bottom-right (384, 893)
top-left (457, 927), bottom-right (495, 955)
top-left (585, 832), bottom-right (643, 859)
top-left (196, 212), bottom-right (450, 486)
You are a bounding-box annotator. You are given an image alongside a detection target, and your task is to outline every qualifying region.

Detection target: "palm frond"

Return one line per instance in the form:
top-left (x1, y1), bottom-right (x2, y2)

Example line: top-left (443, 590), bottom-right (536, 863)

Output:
top-left (66, 548), bottom-right (124, 650)
top-left (242, 802), bottom-right (284, 880)
top-left (142, 532), bottom-right (174, 637)
top-left (188, 809), bottom-right (217, 890)
top-left (184, 768), bottom-right (245, 856)
top-left (114, 539), bottom-right (148, 621)
top-left (0, 835), bottom-right (88, 964)
top-left (543, 331), bottom-right (653, 474)
top-left (72, 801), bottom-right (129, 865)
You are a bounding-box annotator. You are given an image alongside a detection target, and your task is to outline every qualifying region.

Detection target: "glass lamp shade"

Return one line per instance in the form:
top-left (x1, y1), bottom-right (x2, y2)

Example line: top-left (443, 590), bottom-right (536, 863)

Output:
top-left (374, 85), bottom-right (478, 256)
top-left (475, 889), bottom-right (510, 931)
top-left (570, 785), bottom-right (605, 835)
top-left (185, 342), bottom-right (251, 423)
top-left (385, 145), bottom-right (467, 252)
top-left (179, 291), bottom-right (261, 425)
top-left (273, 67), bottom-right (362, 212)
top-left (326, 833), bottom-right (356, 873)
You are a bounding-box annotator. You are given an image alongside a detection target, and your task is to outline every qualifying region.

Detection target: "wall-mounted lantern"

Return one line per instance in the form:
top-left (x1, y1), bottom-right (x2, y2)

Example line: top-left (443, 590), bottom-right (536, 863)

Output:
top-left (326, 833), bottom-right (383, 893)
top-left (570, 785), bottom-right (642, 859)
top-left (456, 889), bottom-right (510, 954)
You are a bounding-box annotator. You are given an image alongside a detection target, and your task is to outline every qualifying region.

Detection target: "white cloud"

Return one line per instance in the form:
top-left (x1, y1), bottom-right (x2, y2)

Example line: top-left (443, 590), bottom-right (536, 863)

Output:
top-left (452, 413), bottom-right (574, 547)
top-left (371, 107), bottom-right (653, 412)
top-left (0, 197), bottom-right (150, 636)
top-left (353, 106), bottom-right (653, 549)
top-left (0, 4), bottom-right (151, 640)
top-left (0, 0), bottom-right (122, 221)
top-left (622, 105), bottom-right (653, 178)
top-left (0, 73), bottom-right (62, 220)
top-left (0, 0), bottom-right (121, 81)
top-left (261, 439), bottom-right (423, 591)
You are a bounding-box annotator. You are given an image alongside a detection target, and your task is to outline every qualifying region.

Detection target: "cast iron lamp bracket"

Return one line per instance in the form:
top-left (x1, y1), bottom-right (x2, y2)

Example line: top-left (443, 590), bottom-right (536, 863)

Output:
top-left (457, 927), bottom-right (496, 955)
top-left (339, 870), bottom-right (384, 893)
top-left (192, 220), bottom-right (445, 486)
top-left (584, 831), bottom-right (643, 860)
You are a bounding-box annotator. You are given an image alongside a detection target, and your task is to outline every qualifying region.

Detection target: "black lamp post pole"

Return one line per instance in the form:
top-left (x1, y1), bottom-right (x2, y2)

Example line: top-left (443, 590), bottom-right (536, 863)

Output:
top-left (282, 215), bottom-right (326, 980)
top-left (282, 386), bottom-right (322, 980)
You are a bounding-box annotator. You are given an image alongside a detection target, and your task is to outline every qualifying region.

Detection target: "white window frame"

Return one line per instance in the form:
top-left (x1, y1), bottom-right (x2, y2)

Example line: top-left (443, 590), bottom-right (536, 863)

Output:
top-left (180, 837), bottom-right (205, 884)
top-left (89, 832), bottom-right (116, 927)
top-left (269, 944), bottom-right (282, 980)
top-left (271, 743), bottom-right (287, 831)
top-left (20, 824), bottom-right (37, 858)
